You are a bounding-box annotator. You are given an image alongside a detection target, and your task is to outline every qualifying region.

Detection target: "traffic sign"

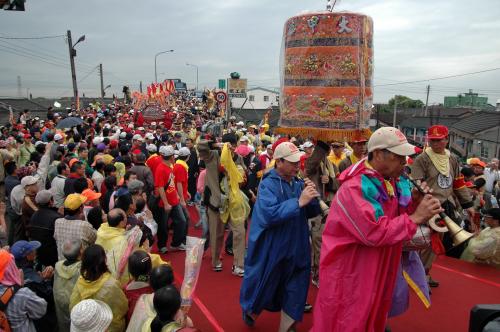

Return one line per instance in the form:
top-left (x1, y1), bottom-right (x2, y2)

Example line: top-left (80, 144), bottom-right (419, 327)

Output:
top-left (216, 91), bottom-right (227, 104)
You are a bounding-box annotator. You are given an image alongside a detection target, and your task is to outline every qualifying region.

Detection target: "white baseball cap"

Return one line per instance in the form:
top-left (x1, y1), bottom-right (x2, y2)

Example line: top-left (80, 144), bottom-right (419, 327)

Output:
top-left (159, 145), bottom-right (175, 157)
top-left (146, 144), bottom-right (157, 153)
top-left (273, 142), bottom-right (304, 162)
top-left (302, 141), bottom-right (314, 148)
top-left (21, 176), bottom-right (38, 187)
top-left (92, 137), bottom-right (103, 145)
top-left (177, 147), bottom-right (191, 157)
top-left (239, 135), bottom-right (249, 142)
top-left (119, 132), bottom-right (127, 139)
top-left (132, 134), bottom-right (143, 141)
top-left (54, 133), bottom-right (63, 141)
top-left (367, 127), bottom-right (417, 156)
top-left (145, 133), bottom-right (154, 140)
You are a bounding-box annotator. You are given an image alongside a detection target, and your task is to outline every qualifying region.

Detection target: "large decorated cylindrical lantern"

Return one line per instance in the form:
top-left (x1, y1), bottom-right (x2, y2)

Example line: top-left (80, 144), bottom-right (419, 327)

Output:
top-left (277, 11), bottom-right (373, 141)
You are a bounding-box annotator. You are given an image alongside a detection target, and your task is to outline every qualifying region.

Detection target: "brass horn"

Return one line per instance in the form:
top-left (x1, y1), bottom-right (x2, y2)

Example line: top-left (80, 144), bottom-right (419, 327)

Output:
top-left (407, 176), bottom-right (474, 247)
top-left (439, 213), bottom-right (474, 246)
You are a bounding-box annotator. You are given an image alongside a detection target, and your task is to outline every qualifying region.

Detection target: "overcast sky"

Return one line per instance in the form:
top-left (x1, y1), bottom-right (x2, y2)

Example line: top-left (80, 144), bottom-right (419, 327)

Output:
top-left (1, 0), bottom-right (499, 105)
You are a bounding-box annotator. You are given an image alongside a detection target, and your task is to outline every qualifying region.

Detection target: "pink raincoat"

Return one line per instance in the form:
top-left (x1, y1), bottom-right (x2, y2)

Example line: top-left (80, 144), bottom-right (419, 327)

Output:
top-left (312, 160), bottom-right (417, 332)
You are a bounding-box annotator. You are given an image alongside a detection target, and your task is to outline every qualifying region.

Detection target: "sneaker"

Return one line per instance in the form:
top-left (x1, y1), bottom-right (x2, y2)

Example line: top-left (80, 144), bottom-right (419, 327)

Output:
top-left (232, 266), bottom-right (244, 277)
top-left (304, 303), bottom-right (313, 313)
top-left (170, 243), bottom-right (187, 251)
top-left (311, 278), bottom-right (319, 289)
top-left (225, 248), bottom-right (234, 256)
top-left (213, 263), bottom-right (223, 272)
top-left (187, 201), bottom-right (195, 206)
top-left (428, 275), bottom-right (439, 288)
top-left (159, 247), bottom-right (168, 254)
top-left (242, 311), bottom-right (255, 327)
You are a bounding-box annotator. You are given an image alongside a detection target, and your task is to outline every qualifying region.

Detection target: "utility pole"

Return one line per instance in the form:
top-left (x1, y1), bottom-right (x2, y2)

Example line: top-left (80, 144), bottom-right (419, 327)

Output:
top-left (424, 84), bottom-right (430, 117)
top-left (67, 30), bottom-right (78, 104)
top-left (139, 81), bottom-right (143, 93)
top-left (392, 98), bottom-right (397, 127)
top-left (17, 76), bottom-right (22, 98)
top-left (99, 63), bottom-right (104, 99)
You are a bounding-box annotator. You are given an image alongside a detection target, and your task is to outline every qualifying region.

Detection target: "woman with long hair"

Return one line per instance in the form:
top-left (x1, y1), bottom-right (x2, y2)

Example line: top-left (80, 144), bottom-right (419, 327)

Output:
top-left (70, 244), bottom-right (128, 332)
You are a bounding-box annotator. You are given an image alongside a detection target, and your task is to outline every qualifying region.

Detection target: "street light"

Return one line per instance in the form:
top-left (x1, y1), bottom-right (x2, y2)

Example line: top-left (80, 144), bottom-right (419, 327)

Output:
top-left (74, 35), bottom-right (85, 47)
top-left (154, 49), bottom-right (174, 83)
top-left (186, 63), bottom-right (199, 92)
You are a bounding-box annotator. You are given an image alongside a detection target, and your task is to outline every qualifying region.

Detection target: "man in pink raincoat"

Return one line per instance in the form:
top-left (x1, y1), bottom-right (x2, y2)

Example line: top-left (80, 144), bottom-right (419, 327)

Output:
top-left (312, 127), bottom-right (443, 332)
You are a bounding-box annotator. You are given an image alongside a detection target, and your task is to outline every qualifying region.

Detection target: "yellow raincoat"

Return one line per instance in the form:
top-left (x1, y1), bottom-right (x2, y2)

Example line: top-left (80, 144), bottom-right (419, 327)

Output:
top-left (126, 293), bottom-right (155, 332)
top-left (114, 161), bottom-right (126, 183)
top-left (53, 260), bottom-right (81, 332)
top-left (96, 223), bottom-right (141, 286)
top-left (127, 293), bottom-right (185, 332)
top-left (220, 143), bottom-right (250, 224)
top-left (70, 272), bottom-right (128, 332)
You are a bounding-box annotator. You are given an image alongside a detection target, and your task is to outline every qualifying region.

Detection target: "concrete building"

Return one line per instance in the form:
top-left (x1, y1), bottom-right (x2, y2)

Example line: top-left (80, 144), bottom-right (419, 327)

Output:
top-left (230, 87), bottom-right (279, 110)
top-left (449, 111), bottom-right (500, 161)
top-left (444, 90), bottom-right (488, 109)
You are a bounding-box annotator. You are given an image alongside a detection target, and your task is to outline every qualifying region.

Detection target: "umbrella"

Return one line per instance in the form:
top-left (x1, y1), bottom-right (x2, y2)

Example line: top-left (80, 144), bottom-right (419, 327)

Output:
top-left (56, 117), bottom-right (84, 129)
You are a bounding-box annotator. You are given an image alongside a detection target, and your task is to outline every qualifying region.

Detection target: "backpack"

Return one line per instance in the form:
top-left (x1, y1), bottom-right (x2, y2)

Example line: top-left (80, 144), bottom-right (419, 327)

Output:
top-left (0, 286), bottom-right (20, 332)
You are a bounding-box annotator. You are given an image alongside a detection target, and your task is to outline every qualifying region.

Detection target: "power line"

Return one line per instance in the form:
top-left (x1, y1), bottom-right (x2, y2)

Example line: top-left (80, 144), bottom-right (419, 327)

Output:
top-left (0, 34), bottom-right (66, 40)
top-left (0, 33), bottom-right (96, 71)
top-left (374, 67), bottom-right (500, 87)
top-left (0, 45), bottom-right (70, 69)
top-left (0, 40), bottom-right (72, 68)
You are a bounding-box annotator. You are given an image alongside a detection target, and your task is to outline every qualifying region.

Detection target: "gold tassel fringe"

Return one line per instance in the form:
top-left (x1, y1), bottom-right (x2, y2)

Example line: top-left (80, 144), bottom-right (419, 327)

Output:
top-left (275, 126), bottom-right (371, 142)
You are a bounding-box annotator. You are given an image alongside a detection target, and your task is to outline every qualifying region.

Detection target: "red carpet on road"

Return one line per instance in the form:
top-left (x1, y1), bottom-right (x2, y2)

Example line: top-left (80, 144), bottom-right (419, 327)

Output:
top-left (158, 207), bottom-right (500, 332)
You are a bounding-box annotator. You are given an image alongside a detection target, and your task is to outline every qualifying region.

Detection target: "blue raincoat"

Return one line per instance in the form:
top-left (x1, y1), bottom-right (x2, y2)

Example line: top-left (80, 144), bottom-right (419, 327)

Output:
top-left (240, 168), bottom-right (320, 321)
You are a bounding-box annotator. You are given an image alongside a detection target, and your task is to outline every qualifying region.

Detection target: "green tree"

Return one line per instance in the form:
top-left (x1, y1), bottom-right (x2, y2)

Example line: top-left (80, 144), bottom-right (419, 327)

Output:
top-left (388, 95), bottom-right (424, 108)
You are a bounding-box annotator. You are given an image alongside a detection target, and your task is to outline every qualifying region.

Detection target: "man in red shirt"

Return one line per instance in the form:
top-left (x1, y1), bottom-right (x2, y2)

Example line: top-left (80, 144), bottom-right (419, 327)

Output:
top-left (173, 147), bottom-right (191, 206)
top-left (154, 145), bottom-right (187, 253)
top-left (173, 147), bottom-right (192, 240)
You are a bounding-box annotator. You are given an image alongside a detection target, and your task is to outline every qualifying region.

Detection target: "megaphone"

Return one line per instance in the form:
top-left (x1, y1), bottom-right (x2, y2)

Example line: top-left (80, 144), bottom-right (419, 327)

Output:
top-left (54, 101), bottom-right (61, 108)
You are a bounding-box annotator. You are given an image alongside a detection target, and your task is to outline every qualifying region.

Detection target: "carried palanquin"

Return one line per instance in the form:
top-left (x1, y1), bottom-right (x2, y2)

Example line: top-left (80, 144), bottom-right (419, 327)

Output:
top-left (276, 8), bottom-right (373, 141)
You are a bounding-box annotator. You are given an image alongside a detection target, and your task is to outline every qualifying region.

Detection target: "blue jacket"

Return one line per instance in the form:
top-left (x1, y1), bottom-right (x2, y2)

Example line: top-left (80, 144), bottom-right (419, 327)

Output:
top-left (240, 168), bottom-right (319, 321)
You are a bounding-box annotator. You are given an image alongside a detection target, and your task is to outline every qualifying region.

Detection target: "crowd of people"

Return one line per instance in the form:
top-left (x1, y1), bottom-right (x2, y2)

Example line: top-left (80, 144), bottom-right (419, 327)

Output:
top-left (0, 90), bottom-right (497, 332)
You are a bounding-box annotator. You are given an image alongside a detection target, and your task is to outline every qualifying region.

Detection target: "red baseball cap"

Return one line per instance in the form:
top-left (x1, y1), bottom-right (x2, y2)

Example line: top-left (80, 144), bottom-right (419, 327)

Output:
top-left (351, 130), bottom-right (369, 143)
top-left (428, 125), bottom-right (448, 140)
top-left (24, 133), bottom-right (31, 139)
top-left (272, 137), bottom-right (289, 152)
top-left (109, 140), bottom-right (118, 149)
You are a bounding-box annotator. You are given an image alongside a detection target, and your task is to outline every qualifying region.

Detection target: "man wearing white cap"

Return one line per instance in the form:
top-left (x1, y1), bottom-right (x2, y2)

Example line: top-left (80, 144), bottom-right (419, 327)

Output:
top-left (153, 146), bottom-right (187, 253)
top-left (312, 127), bottom-right (444, 332)
top-left (173, 147), bottom-right (192, 239)
top-left (241, 141), bottom-right (321, 331)
top-left (10, 175), bottom-right (39, 243)
top-left (51, 133), bottom-right (64, 162)
top-left (299, 141), bottom-right (314, 176)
